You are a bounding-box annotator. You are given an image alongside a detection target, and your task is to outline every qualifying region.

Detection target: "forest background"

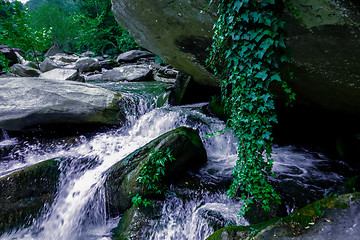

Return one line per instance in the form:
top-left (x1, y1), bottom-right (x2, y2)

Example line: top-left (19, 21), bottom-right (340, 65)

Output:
top-left (0, 0), bottom-right (139, 68)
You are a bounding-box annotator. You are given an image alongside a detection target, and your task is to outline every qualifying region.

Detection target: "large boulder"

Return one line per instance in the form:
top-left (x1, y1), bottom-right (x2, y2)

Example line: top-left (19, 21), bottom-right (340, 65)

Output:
top-left (0, 159), bottom-right (61, 234)
top-left (101, 64), bottom-right (152, 82)
top-left (39, 68), bottom-right (84, 82)
top-left (111, 0), bottom-right (360, 115)
top-left (111, 0), bottom-right (219, 86)
top-left (105, 126), bottom-right (207, 214)
top-left (0, 77), bottom-right (125, 132)
top-left (10, 64), bottom-right (41, 77)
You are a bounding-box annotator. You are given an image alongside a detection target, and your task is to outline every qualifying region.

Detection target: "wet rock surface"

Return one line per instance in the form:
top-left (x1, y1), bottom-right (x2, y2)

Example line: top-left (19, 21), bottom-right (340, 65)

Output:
top-left (0, 159), bottom-right (61, 235)
top-left (0, 77), bottom-right (124, 132)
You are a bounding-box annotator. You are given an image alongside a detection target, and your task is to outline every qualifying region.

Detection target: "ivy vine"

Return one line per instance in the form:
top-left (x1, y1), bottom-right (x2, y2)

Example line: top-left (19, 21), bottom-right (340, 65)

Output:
top-left (208, 0), bottom-right (295, 215)
top-left (132, 148), bottom-right (175, 207)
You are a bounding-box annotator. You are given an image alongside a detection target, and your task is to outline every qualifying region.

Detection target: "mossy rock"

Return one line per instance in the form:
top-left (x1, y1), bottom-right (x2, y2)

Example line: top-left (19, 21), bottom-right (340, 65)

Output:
top-left (111, 200), bottom-right (162, 240)
top-left (207, 192), bottom-right (360, 240)
top-left (105, 126), bottom-right (207, 215)
top-left (336, 174), bottom-right (360, 194)
top-left (0, 159), bottom-right (61, 234)
top-left (204, 96), bottom-right (228, 121)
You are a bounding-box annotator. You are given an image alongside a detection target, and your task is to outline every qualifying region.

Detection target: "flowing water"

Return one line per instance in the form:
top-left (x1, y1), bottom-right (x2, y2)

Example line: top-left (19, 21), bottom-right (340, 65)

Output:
top-left (0, 81), bottom-right (353, 240)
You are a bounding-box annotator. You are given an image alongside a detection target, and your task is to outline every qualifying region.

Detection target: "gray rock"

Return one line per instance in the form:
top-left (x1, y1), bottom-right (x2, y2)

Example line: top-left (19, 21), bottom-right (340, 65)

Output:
top-left (10, 64), bottom-right (41, 77)
top-left (81, 51), bottom-right (95, 57)
top-left (105, 126), bottom-right (207, 214)
top-left (85, 74), bottom-right (103, 81)
top-left (88, 61), bottom-right (102, 72)
top-left (0, 72), bottom-right (17, 78)
top-left (75, 57), bottom-right (98, 72)
top-left (152, 64), bottom-right (178, 83)
top-left (153, 73), bottom-right (176, 83)
top-left (49, 53), bottom-right (78, 67)
top-left (116, 50), bottom-right (154, 63)
top-left (99, 59), bottom-right (120, 69)
top-left (39, 58), bottom-right (60, 72)
top-left (168, 72), bottom-right (191, 106)
top-left (44, 45), bottom-right (63, 57)
top-left (40, 69), bottom-right (84, 82)
top-left (102, 64), bottom-right (152, 82)
top-left (0, 77), bottom-right (124, 132)
top-left (59, 54), bottom-right (79, 63)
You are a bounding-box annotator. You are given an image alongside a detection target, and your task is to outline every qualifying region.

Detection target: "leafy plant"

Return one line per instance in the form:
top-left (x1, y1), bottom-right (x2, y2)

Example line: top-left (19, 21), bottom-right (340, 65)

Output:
top-left (132, 148), bottom-right (175, 207)
top-left (138, 148), bottom-right (175, 195)
top-left (131, 194), bottom-right (152, 208)
top-left (208, 0), bottom-right (295, 215)
top-left (0, 53), bottom-right (10, 72)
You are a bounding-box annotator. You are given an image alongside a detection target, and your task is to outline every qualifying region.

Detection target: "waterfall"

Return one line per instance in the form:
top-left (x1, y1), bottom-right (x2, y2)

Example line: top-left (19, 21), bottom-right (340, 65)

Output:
top-left (0, 129), bottom-right (17, 148)
top-left (0, 82), bottom-right (353, 240)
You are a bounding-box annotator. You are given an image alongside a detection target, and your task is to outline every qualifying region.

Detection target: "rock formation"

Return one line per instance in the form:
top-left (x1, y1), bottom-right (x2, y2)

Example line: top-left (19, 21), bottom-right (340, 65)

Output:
top-left (111, 0), bottom-right (360, 115)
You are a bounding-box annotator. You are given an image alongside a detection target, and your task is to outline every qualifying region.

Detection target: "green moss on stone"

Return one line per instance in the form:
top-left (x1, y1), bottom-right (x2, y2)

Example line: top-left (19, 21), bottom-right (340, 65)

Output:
top-left (0, 159), bottom-right (61, 234)
top-left (207, 192), bottom-right (360, 240)
top-left (208, 96), bottom-right (227, 121)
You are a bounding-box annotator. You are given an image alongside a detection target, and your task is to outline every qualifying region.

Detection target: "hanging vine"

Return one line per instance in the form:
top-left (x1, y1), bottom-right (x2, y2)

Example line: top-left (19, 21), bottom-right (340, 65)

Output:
top-left (208, 0), bottom-right (295, 215)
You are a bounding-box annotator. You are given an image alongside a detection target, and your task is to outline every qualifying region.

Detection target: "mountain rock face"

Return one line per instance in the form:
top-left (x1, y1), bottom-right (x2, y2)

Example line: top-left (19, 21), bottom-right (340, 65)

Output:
top-left (111, 0), bottom-right (360, 115)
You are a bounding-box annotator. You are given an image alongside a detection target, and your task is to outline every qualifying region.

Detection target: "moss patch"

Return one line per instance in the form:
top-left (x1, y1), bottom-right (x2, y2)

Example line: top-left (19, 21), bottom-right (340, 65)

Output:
top-left (0, 159), bottom-right (61, 234)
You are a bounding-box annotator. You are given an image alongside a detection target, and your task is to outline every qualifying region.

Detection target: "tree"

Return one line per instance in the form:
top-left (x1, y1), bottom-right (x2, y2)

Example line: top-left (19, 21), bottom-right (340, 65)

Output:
top-left (0, 0), bottom-right (52, 64)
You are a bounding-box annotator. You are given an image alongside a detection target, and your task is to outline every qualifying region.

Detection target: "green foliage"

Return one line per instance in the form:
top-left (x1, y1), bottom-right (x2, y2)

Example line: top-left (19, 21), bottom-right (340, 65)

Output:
top-left (27, 0), bottom-right (139, 55)
top-left (0, 0), bottom-right (52, 63)
top-left (0, 53), bottom-right (10, 72)
top-left (132, 148), bottom-right (175, 207)
top-left (27, 1), bottom-right (77, 52)
top-left (208, 0), bottom-right (295, 215)
top-left (131, 194), bottom-right (152, 208)
top-left (138, 148), bottom-right (175, 195)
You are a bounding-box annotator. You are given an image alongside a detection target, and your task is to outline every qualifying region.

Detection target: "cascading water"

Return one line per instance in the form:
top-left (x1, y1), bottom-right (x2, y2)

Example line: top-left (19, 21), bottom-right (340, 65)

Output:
top-left (0, 82), bottom-right (353, 240)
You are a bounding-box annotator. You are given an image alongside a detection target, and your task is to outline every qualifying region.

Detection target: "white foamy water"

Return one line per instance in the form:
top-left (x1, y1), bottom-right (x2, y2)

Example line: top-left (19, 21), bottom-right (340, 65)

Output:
top-left (0, 99), bottom-right (353, 240)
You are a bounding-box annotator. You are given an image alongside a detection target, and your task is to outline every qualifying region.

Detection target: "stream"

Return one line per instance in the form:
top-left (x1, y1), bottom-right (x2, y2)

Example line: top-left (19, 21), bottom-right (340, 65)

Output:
top-left (0, 81), bottom-right (353, 240)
